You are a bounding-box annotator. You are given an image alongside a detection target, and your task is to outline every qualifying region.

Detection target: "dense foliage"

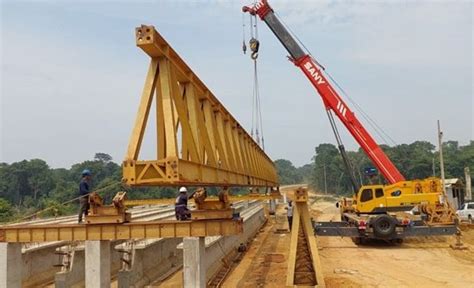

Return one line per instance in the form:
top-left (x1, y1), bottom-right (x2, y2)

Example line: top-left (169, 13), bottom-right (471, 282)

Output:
top-left (0, 153), bottom-right (175, 222)
top-left (275, 141), bottom-right (473, 196)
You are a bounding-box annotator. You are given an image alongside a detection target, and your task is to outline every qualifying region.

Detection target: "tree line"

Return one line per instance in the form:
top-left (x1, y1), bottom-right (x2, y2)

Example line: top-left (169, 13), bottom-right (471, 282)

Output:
top-left (1, 140), bottom-right (472, 222)
top-left (275, 140), bottom-right (473, 195)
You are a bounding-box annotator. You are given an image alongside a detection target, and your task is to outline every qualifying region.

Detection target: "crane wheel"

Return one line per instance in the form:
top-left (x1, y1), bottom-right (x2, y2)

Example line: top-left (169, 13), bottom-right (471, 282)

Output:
top-left (372, 214), bottom-right (397, 238)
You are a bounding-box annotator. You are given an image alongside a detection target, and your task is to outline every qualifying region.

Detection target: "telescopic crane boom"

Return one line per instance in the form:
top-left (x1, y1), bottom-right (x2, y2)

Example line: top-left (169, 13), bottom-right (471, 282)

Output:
top-left (243, 0), bottom-right (405, 185)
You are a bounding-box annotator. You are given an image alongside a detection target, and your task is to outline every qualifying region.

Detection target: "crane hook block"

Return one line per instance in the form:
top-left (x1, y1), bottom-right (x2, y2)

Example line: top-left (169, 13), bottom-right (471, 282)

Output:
top-left (251, 51), bottom-right (259, 60)
top-left (249, 38), bottom-right (260, 53)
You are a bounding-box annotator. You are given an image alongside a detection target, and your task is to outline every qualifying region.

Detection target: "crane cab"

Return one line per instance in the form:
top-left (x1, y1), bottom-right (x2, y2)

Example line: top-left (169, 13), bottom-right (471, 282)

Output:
top-left (347, 177), bottom-right (443, 214)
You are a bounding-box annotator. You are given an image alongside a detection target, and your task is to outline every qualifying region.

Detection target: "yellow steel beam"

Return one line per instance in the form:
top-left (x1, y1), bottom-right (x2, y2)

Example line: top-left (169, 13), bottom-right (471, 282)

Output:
top-left (0, 219), bottom-right (242, 243)
top-left (123, 25), bottom-right (278, 187)
top-left (124, 194), bottom-right (281, 207)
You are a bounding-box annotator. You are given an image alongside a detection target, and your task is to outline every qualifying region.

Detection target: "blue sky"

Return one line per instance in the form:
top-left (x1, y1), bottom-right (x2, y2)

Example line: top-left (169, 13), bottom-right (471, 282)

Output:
top-left (1, 0), bottom-right (473, 168)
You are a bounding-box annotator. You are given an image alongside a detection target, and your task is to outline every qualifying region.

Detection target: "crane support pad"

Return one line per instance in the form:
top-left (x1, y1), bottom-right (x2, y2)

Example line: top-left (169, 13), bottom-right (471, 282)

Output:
top-left (314, 221), bottom-right (457, 237)
top-left (0, 219), bottom-right (243, 243)
top-left (123, 25), bottom-right (278, 187)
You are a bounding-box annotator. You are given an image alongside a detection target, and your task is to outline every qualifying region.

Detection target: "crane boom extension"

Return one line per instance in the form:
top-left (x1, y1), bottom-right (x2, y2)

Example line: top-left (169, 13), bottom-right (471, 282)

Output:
top-left (243, 0), bottom-right (405, 184)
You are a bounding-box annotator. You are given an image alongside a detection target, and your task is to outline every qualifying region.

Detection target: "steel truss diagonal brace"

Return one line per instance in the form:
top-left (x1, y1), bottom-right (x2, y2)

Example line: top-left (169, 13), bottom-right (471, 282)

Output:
top-left (123, 25), bottom-right (278, 187)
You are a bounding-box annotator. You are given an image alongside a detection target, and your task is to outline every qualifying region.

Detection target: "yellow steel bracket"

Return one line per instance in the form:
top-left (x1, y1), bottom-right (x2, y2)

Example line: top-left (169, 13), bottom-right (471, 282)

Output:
top-left (287, 187), bottom-right (325, 287)
top-left (123, 25), bottom-right (278, 188)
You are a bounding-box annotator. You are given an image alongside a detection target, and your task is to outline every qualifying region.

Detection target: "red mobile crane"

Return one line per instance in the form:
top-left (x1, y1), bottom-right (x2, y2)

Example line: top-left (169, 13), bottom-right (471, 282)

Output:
top-left (243, 0), bottom-right (404, 186)
top-left (243, 0), bottom-right (457, 242)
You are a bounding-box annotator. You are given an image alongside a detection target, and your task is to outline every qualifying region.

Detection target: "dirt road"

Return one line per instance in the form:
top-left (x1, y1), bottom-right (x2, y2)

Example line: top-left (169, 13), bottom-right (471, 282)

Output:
top-left (223, 189), bottom-right (474, 287)
top-left (313, 199), bottom-right (474, 288)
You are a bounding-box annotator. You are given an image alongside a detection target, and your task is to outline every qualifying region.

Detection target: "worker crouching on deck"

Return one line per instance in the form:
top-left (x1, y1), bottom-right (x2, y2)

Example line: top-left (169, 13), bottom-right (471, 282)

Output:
top-left (175, 187), bottom-right (191, 220)
top-left (78, 169), bottom-right (92, 223)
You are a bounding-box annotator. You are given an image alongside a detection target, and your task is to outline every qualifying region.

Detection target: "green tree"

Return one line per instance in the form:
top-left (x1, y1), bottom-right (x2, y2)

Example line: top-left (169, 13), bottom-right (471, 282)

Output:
top-left (94, 153), bottom-right (113, 163)
top-left (0, 198), bottom-right (13, 222)
top-left (274, 159), bottom-right (302, 185)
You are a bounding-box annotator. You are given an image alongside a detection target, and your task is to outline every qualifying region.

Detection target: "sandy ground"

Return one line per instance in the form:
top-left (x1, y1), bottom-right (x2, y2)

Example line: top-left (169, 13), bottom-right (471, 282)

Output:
top-left (222, 188), bottom-right (474, 288)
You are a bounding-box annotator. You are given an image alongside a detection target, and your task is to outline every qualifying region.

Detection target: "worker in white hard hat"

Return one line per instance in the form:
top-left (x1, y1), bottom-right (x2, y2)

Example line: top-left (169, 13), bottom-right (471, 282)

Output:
top-left (175, 186), bottom-right (191, 220)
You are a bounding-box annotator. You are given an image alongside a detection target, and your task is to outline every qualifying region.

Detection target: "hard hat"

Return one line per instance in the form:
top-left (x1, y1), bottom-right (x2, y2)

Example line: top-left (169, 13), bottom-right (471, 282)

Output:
top-left (179, 187), bottom-right (187, 193)
top-left (82, 169), bottom-right (91, 176)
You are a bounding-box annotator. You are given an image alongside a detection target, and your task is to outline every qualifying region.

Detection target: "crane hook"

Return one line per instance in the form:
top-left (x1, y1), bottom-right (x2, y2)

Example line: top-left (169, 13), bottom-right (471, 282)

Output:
top-left (249, 38), bottom-right (260, 60)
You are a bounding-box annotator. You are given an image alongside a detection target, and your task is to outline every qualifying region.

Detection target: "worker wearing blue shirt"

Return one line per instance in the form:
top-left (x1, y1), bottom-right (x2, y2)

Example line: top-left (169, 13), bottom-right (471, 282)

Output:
top-left (78, 169), bottom-right (92, 223)
top-left (175, 187), bottom-right (191, 220)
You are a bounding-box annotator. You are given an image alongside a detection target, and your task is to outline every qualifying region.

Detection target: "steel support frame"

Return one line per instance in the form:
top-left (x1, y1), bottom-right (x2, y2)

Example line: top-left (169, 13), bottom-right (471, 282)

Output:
top-left (313, 222), bottom-right (457, 237)
top-left (0, 219), bottom-right (242, 243)
top-left (123, 25), bottom-right (278, 187)
top-left (287, 188), bottom-right (325, 287)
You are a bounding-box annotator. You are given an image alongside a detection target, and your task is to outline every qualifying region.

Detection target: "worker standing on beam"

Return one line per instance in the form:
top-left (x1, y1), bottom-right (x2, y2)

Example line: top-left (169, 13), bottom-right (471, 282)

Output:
top-left (175, 187), bottom-right (191, 220)
top-left (78, 169), bottom-right (92, 223)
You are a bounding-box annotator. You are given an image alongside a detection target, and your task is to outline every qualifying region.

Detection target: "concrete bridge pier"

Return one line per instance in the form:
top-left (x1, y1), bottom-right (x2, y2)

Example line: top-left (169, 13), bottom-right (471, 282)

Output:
top-left (183, 237), bottom-right (206, 288)
top-left (269, 199), bottom-right (276, 215)
top-left (85, 240), bottom-right (111, 288)
top-left (0, 243), bottom-right (21, 288)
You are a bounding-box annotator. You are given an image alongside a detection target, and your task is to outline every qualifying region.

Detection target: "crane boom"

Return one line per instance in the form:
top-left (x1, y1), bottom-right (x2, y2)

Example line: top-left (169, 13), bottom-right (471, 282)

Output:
top-left (243, 0), bottom-right (405, 184)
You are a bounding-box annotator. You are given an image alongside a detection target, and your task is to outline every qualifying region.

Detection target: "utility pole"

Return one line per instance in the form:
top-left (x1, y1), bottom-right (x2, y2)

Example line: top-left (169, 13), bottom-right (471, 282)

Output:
top-left (465, 167), bottom-right (472, 201)
top-left (432, 157), bottom-right (436, 177)
top-left (437, 120), bottom-right (447, 197)
top-left (323, 163), bottom-right (327, 194)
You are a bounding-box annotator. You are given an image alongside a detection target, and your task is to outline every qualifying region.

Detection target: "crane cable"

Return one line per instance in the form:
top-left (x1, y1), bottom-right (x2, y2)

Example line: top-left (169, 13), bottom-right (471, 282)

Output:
top-left (253, 58), bottom-right (265, 150)
top-left (243, 9), bottom-right (265, 150)
top-left (251, 15), bottom-right (264, 150)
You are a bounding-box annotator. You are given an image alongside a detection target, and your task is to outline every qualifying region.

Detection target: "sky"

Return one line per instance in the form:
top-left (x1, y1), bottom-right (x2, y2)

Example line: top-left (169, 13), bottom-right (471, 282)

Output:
top-left (1, 0), bottom-right (473, 169)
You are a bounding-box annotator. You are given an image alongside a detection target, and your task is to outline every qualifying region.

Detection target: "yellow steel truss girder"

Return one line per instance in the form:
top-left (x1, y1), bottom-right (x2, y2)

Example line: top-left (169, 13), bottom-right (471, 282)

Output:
top-left (123, 25), bottom-right (278, 187)
top-left (0, 219), bottom-right (243, 243)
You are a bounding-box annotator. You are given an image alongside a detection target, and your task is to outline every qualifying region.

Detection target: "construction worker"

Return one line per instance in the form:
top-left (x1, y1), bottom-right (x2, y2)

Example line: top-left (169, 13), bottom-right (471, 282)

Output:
top-left (286, 200), bottom-right (294, 231)
top-left (175, 186), bottom-right (191, 221)
top-left (78, 169), bottom-right (92, 223)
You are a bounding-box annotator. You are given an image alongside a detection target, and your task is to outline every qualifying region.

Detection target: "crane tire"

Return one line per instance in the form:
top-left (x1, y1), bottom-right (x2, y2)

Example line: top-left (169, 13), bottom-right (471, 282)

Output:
top-left (372, 214), bottom-right (397, 238)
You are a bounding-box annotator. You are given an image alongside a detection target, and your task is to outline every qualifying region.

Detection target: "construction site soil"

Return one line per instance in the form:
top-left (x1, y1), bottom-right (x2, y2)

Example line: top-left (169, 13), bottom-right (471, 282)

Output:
top-left (157, 188), bottom-right (474, 287)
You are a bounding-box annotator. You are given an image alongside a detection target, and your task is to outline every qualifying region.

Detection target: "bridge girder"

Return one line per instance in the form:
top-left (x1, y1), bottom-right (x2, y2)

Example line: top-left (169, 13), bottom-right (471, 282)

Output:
top-left (123, 25), bottom-right (278, 188)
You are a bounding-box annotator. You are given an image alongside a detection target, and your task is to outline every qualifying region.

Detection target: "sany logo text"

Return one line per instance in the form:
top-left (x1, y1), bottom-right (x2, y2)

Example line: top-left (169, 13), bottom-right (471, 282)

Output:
top-left (303, 61), bottom-right (326, 85)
